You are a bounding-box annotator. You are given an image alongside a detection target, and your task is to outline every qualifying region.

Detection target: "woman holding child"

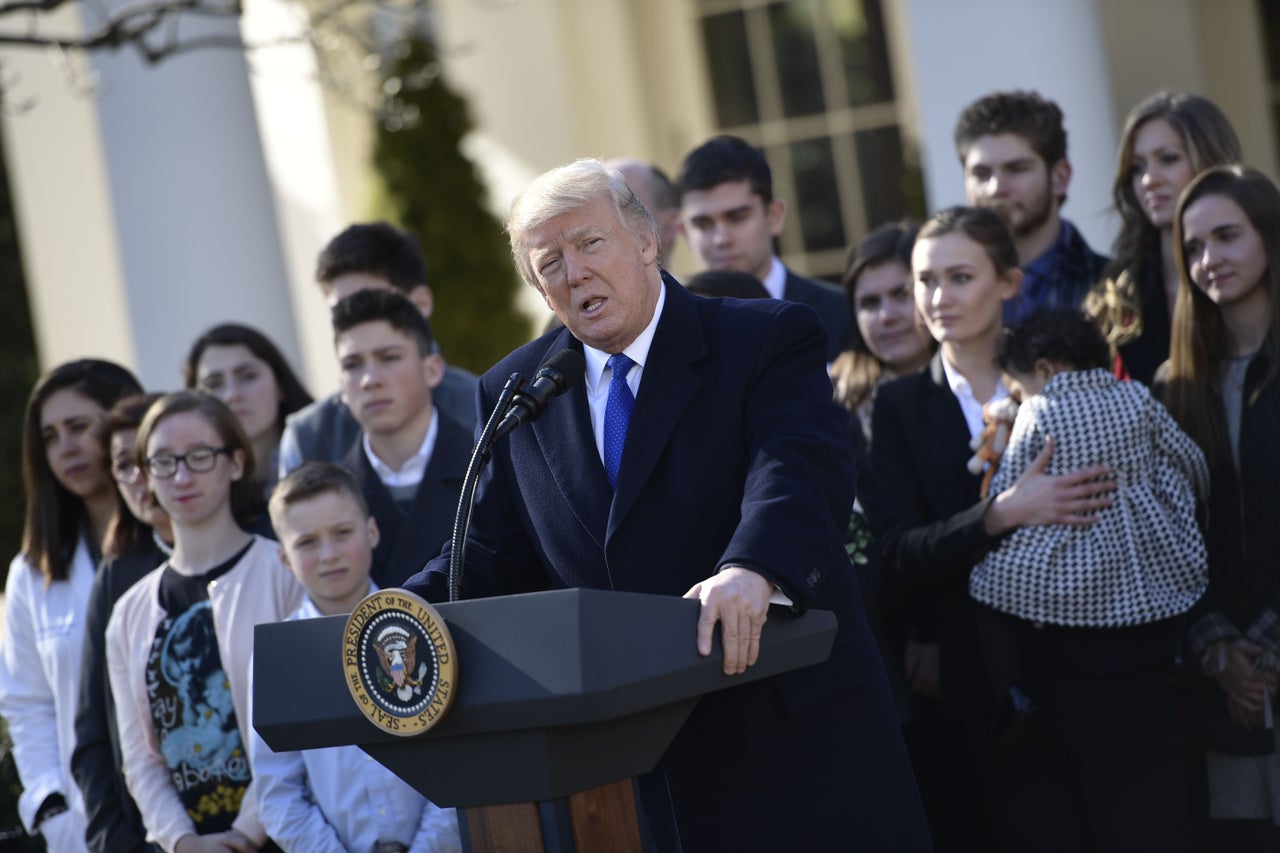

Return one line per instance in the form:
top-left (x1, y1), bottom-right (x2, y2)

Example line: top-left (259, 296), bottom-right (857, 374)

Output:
top-left (872, 206), bottom-right (1193, 851)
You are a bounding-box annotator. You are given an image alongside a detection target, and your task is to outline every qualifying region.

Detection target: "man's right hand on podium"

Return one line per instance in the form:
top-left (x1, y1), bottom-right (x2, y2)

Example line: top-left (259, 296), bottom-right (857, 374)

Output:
top-left (684, 566), bottom-right (773, 676)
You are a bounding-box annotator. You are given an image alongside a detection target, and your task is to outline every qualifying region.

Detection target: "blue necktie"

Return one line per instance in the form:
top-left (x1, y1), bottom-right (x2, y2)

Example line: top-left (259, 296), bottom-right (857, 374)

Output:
top-left (603, 353), bottom-right (635, 489)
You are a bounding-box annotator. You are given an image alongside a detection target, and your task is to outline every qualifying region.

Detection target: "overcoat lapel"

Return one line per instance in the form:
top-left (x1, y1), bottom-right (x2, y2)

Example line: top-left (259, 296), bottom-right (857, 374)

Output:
top-left (530, 331), bottom-right (612, 550)
top-left (608, 280), bottom-right (706, 537)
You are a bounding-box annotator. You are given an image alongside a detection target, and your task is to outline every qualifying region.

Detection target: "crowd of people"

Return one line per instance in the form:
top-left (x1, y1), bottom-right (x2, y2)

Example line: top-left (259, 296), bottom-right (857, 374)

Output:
top-left (0, 84), bottom-right (1275, 852)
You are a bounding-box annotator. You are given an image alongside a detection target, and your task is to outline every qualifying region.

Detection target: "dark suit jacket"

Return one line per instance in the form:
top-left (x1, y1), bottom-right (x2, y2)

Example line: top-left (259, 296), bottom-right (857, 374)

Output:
top-left (783, 266), bottom-right (851, 362)
top-left (405, 278), bottom-right (928, 851)
top-left (345, 411), bottom-right (470, 588)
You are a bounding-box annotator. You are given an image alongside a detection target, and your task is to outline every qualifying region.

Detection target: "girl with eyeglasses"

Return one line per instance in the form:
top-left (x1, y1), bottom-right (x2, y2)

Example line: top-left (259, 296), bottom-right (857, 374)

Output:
top-left (0, 359), bottom-right (143, 852)
top-left (105, 392), bottom-right (302, 853)
top-left (71, 393), bottom-right (169, 853)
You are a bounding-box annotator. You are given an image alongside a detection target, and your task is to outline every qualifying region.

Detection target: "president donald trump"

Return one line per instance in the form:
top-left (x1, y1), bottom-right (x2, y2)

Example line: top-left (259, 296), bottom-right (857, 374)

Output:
top-left (405, 159), bottom-right (928, 851)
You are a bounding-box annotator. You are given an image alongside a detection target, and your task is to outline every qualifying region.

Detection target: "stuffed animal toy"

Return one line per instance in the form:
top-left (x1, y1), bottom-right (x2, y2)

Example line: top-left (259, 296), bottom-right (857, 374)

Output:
top-left (967, 397), bottom-right (1021, 498)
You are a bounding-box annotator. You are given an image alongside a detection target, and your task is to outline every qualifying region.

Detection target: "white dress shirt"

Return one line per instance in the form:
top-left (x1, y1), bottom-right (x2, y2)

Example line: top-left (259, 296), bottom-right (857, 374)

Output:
top-left (940, 356), bottom-right (1008, 440)
top-left (250, 587), bottom-right (462, 853)
top-left (760, 256), bottom-right (788, 301)
top-left (583, 283), bottom-right (666, 466)
top-left (362, 406), bottom-right (440, 489)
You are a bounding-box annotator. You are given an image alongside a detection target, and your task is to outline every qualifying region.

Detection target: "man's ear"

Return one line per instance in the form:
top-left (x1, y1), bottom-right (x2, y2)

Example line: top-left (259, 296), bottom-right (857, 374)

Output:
top-left (423, 352), bottom-right (445, 390)
top-left (766, 198), bottom-right (787, 237)
top-left (366, 516), bottom-right (380, 551)
top-left (1034, 357), bottom-right (1056, 382)
top-left (408, 285), bottom-right (434, 319)
top-left (639, 228), bottom-right (658, 267)
top-left (1051, 159), bottom-right (1072, 207)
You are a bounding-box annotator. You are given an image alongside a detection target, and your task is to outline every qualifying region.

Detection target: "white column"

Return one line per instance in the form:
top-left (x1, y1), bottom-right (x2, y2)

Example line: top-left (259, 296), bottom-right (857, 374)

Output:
top-left (1, 7), bottom-right (304, 390)
top-left (895, 0), bottom-right (1119, 252)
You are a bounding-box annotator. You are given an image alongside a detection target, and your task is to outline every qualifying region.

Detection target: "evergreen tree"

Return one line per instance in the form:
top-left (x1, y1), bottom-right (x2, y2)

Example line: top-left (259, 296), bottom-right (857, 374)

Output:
top-left (371, 34), bottom-right (531, 375)
top-left (0, 121), bottom-right (40, 581)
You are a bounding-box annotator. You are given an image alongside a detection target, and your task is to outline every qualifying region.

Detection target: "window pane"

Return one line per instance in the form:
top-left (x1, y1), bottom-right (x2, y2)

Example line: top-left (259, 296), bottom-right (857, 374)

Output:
top-left (769, 1), bottom-right (826, 118)
top-left (702, 12), bottom-right (760, 127)
top-left (853, 125), bottom-right (924, 229)
top-left (1263, 0), bottom-right (1280, 82)
top-left (832, 0), bottom-right (895, 106)
top-left (790, 137), bottom-right (846, 252)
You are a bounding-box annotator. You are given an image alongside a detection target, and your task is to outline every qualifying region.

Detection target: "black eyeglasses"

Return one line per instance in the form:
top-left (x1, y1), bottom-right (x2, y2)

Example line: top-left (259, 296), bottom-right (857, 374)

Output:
top-left (144, 446), bottom-right (231, 479)
top-left (111, 457), bottom-right (142, 485)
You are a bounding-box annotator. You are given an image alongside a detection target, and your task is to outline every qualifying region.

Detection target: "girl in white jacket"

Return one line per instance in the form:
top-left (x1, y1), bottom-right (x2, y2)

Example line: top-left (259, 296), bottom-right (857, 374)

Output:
top-left (106, 392), bottom-right (302, 853)
top-left (0, 360), bottom-right (142, 852)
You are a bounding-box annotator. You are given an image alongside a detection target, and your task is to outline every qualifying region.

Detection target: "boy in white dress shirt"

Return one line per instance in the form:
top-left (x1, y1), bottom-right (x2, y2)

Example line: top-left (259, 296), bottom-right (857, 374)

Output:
top-left (251, 462), bottom-right (461, 853)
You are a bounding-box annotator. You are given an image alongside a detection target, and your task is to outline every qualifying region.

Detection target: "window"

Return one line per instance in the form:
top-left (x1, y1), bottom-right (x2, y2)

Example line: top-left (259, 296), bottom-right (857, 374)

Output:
top-left (697, 0), bottom-right (923, 279)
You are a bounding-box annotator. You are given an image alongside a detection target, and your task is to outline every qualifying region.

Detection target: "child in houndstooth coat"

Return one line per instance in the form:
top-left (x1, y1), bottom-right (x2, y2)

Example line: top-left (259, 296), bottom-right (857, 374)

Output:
top-left (972, 308), bottom-right (1209, 624)
top-left (970, 308), bottom-right (1209, 738)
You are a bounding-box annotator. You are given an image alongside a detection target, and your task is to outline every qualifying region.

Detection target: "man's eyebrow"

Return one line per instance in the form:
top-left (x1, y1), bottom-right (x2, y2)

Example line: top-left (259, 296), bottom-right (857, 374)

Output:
top-left (564, 223), bottom-right (604, 242)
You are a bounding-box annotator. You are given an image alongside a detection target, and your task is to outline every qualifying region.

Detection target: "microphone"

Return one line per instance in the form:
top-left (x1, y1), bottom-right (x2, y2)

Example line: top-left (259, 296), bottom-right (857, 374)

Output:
top-left (492, 349), bottom-right (586, 441)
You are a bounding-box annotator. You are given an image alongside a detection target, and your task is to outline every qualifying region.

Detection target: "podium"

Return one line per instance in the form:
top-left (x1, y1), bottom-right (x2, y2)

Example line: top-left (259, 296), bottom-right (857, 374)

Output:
top-left (254, 588), bottom-right (836, 851)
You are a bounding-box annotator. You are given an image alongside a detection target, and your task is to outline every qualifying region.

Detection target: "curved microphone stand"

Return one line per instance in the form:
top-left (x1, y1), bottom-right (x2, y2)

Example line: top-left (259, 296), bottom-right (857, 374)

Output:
top-left (448, 373), bottom-right (524, 602)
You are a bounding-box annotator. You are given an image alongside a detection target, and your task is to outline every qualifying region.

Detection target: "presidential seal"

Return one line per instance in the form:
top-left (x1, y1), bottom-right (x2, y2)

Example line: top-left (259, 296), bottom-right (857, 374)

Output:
top-left (343, 589), bottom-right (457, 736)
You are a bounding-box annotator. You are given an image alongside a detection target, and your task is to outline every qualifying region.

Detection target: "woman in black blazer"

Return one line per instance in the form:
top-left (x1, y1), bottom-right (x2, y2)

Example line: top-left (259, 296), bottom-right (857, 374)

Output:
top-left (871, 207), bottom-right (1187, 852)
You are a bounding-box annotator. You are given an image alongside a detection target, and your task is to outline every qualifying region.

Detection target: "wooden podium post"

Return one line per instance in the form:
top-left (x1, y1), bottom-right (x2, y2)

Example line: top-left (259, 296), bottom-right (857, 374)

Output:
top-left (254, 588), bottom-right (836, 852)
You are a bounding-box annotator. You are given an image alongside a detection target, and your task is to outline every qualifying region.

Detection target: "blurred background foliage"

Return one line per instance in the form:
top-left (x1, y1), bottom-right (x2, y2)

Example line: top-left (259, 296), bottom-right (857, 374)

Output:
top-left (0, 120), bottom-right (40, 586)
top-left (370, 32), bottom-right (533, 374)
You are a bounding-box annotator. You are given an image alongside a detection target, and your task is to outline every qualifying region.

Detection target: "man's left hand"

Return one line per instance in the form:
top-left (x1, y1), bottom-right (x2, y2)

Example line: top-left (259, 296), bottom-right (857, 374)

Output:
top-left (684, 567), bottom-right (772, 675)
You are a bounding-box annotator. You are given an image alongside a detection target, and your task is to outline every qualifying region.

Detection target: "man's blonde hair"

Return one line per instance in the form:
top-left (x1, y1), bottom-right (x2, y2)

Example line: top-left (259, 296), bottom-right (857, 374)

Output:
top-left (507, 158), bottom-right (659, 287)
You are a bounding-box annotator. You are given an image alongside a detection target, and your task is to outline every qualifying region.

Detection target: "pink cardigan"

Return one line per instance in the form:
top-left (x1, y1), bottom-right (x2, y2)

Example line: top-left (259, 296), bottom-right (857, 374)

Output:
top-left (105, 535), bottom-right (304, 852)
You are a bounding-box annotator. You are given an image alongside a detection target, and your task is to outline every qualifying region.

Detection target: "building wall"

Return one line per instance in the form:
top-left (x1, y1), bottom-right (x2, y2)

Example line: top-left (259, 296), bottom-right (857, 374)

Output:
top-left (3, 0), bottom-right (1280, 391)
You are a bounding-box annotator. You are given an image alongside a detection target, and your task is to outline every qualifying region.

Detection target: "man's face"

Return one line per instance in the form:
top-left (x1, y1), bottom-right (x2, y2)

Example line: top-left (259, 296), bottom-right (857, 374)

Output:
top-left (963, 133), bottom-right (1063, 239)
top-left (680, 179), bottom-right (784, 281)
top-left (336, 321), bottom-right (441, 437)
top-left (526, 194), bottom-right (661, 353)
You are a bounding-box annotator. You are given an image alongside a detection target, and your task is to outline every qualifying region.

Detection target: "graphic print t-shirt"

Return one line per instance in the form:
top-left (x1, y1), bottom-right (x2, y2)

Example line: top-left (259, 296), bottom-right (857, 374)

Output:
top-left (146, 541), bottom-right (253, 833)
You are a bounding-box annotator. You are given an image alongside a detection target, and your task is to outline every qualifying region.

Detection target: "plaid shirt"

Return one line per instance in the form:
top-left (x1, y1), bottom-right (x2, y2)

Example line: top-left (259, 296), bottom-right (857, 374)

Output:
top-left (1188, 607), bottom-right (1280, 676)
top-left (1005, 219), bottom-right (1110, 326)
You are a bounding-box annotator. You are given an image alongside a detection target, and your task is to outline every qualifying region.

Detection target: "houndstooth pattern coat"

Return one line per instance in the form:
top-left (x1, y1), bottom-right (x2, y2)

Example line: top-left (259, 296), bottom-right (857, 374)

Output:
top-left (969, 368), bottom-right (1209, 627)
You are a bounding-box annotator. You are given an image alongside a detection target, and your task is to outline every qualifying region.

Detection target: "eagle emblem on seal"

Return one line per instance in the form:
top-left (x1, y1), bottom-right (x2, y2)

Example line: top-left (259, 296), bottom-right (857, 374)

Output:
top-left (373, 625), bottom-right (423, 700)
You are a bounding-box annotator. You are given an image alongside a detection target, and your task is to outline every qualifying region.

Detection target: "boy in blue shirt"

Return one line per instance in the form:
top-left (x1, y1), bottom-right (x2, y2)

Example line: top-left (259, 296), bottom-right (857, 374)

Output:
top-left (250, 462), bottom-right (461, 852)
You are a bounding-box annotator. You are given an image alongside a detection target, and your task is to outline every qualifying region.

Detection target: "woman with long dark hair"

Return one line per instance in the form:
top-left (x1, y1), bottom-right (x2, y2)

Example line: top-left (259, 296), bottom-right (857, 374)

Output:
top-left (183, 324), bottom-right (312, 497)
top-left (0, 360), bottom-right (142, 851)
top-left (1165, 164), bottom-right (1280, 850)
top-left (1087, 91), bottom-right (1241, 385)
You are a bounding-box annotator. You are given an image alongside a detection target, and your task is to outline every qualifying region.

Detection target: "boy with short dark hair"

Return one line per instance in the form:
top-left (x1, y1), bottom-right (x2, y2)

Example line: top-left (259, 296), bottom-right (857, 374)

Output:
top-left (953, 91), bottom-right (1109, 324)
top-left (279, 222), bottom-right (479, 478)
top-left (252, 461), bottom-right (461, 853)
top-left (676, 135), bottom-right (850, 361)
top-left (331, 288), bottom-right (469, 588)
